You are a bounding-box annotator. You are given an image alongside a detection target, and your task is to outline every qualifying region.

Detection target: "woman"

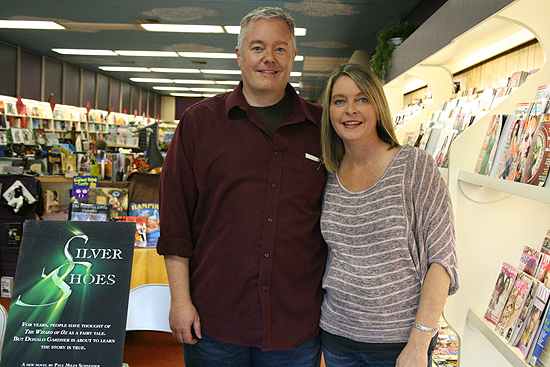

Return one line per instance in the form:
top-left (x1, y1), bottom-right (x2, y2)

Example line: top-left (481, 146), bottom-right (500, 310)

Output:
top-left (319, 63), bottom-right (459, 367)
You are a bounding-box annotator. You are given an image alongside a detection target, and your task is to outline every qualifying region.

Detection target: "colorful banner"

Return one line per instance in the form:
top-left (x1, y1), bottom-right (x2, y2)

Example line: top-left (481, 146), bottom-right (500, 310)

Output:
top-left (0, 220), bottom-right (135, 367)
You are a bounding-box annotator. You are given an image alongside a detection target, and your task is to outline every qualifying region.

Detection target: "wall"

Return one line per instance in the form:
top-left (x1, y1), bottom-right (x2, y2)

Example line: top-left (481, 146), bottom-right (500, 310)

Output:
top-left (0, 40), bottom-right (162, 119)
top-left (402, 39), bottom-right (544, 107)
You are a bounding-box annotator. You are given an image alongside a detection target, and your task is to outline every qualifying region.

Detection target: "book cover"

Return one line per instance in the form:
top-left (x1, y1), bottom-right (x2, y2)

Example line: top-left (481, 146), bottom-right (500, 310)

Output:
top-left (519, 246), bottom-right (541, 277)
top-left (485, 262), bottom-right (519, 325)
top-left (489, 114), bottom-right (514, 177)
top-left (521, 113), bottom-right (550, 186)
top-left (72, 176), bottom-right (98, 201)
top-left (47, 153), bottom-right (62, 175)
top-left (128, 202), bottom-right (159, 247)
top-left (528, 288), bottom-right (550, 366)
top-left (541, 230), bottom-right (550, 256)
top-left (475, 114), bottom-right (504, 175)
top-left (87, 187), bottom-right (129, 218)
top-left (511, 280), bottom-right (540, 346)
top-left (70, 202), bottom-right (110, 222)
top-left (3, 222), bottom-right (23, 247)
top-left (0, 220), bottom-right (135, 367)
top-left (61, 153), bottom-right (78, 174)
top-left (496, 273), bottom-right (533, 339)
top-left (535, 253), bottom-right (550, 286)
top-left (518, 283), bottom-right (550, 357)
top-left (111, 216), bottom-right (147, 247)
top-left (514, 114), bottom-right (542, 182)
top-left (498, 107), bottom-right (527, 180)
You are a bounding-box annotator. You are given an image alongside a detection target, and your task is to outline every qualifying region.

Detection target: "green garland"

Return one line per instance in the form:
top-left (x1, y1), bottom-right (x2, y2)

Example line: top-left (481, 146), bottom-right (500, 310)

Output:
top-left (371, 21), bottom-right (419, 81)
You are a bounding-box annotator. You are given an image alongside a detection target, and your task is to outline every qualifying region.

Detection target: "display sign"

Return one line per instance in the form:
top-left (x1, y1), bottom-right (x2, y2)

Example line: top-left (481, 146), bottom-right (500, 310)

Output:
top-left (0, 220), bottom-right (135, 367)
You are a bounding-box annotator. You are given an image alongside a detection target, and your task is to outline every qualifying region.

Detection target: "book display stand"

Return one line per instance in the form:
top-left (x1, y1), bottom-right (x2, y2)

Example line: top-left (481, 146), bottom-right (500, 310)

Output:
top-left (384, 0), bottom-right (550, 365)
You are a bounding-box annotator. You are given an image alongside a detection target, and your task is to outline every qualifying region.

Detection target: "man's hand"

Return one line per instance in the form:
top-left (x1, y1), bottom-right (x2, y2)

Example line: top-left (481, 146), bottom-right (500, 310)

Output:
top-left (169, 299), bottom-right (202, 344)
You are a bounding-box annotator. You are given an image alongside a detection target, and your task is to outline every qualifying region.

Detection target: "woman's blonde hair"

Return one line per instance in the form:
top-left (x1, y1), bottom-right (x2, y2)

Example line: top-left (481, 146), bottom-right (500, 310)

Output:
top-left (320, 63), bottom-right (400, 173)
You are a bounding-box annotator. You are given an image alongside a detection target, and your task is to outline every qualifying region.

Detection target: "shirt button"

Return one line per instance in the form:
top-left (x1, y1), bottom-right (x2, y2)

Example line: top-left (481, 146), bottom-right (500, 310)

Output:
top-left (267, 218), bottom-right (273, 223)
top-left (273, 152), bottom-right (278, 156)
top-left (261, 286), bottom-right (267, 290)
top-left (271, 184), bottom-right (277, 189)
top-left (264, 253), bottom-right (269, 257)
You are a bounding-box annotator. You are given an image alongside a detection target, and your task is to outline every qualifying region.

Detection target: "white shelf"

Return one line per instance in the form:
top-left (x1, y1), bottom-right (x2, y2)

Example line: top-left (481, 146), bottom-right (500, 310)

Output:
top-left (458, 170), bottom-right (550, 204)
top-left (380, 0), bottom-right (550, 366)
top-left (466, 309), bottom-right (530, 367)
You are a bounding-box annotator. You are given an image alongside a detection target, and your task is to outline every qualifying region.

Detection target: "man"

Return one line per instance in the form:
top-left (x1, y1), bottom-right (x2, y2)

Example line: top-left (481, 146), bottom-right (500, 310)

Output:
top-left (158, 6), bottom-right (327, 367)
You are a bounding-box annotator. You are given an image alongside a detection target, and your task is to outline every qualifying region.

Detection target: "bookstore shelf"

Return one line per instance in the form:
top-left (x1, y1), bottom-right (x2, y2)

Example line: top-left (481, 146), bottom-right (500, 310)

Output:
top-left (383, 0), bottom-right (550, 365)
top-left (466, 309), bottom-right (531, 367)
top-left (458, 171), bottom-right (550, 204)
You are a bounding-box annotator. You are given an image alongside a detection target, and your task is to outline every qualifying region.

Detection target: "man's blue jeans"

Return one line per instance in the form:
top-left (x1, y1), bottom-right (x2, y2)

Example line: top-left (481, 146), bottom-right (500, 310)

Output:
top-left (183, 333), bottom-right (322, 367)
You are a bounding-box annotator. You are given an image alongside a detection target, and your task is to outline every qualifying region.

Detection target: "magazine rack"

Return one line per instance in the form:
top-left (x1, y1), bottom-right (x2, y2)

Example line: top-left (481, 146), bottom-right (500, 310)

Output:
top-left (383, 0), bottom-right (550, 365)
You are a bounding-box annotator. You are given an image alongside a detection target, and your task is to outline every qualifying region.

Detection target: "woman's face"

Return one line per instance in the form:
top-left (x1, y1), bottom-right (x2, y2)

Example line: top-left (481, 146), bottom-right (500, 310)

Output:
top-left (329, 75), bottom-right (378, 146)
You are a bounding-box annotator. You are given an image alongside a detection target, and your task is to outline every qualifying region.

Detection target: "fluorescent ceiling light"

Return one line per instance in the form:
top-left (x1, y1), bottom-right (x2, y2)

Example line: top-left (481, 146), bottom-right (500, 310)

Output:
top-left (150, 68), bottom-right (200, 73)
top-left (53, 48), bottom-right (117, 56)
top-left (130, 78), bottom-right (173, 83)
top-left (178, 52), bottom-right (237, 59)
top-left (0, 20), bottom-right (64, 29)
top-left (290, 83), bottom-right (301, 88)
top-left (295, 56), bottom-right (304, 61)
top-left (116, 50), bottom-right (179, 57)
top-left (189, 87), bottom-right (229, 93)
top-left (215, 81), bottom-right (240, 85)
top-left (200, 69), bottom-right (241, 75)
top-left (171, 93), bottom-right (205, 97)
top-left (224, 26), bottom-right (306, 36)
top-left (173, 79), bottom-right (216, 84)
top-left (99, 66), bottom-right (150, 72)
top-left (153, 86), bottom-right (190, 91)
top-left (290, 72), bottom-right (302, 77)
top-left (141, 24), bottom-right (224, 33)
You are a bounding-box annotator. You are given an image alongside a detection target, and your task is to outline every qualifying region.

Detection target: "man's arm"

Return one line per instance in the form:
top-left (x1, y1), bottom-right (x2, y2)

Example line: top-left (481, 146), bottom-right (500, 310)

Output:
top-left (164, 255), bottom-right (202, 344)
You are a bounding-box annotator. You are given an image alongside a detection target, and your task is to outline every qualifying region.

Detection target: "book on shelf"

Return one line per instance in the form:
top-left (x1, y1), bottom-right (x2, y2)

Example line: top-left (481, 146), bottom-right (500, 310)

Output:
top-left (71, 176), bottom-right (98, 201)
top-left (521, 113), bottom-right (550, 186)
top-left (510, 279), bottom-right (540, 346)
top-left (111, 216), bottom-right (147, 247)
top-left (519, 246), bottom-right (542, 277)
top-left (513, 108), bottom-right (544, 182)
top-left (496, 273), bottom-right (535, 340)
top-left (46, 152), bottom-right (62, 175)
top-left (496, 112), bottom-right (526, 180)
top-left (433, 128), bottom-right (457, 168)
top-left (528, 290), bottom-right (550, 366)
top-left (475, 114), bottom-right (507, 175)
top-left (485, 262), bottom-right (519, 325)
top-left (69, 202), bottom-right (110, 221)
top-left (517, 283), bottom-right (550, 358)
top-left (87, 187), bottom-right (129, 218)
top-left (128, 202), bottom-right (159, 247)
top-left (541, 230), bottom-right (550, 256)
top-left (535, 253), bottom-right (550, 286)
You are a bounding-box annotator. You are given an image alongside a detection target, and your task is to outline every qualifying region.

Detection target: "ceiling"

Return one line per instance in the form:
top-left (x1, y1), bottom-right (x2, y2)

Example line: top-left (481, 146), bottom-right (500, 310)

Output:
top-left (0, 0), bottom-right (445, 102)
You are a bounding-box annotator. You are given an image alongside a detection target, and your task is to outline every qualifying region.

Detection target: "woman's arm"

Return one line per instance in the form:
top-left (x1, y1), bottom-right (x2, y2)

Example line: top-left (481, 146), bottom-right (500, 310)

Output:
top-left (396, 263), bottom-right (451, 367)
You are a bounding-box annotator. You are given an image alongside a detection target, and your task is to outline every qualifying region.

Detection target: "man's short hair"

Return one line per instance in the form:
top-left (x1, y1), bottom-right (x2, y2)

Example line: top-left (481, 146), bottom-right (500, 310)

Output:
top-left (237, 7), bottom-right (296, 50)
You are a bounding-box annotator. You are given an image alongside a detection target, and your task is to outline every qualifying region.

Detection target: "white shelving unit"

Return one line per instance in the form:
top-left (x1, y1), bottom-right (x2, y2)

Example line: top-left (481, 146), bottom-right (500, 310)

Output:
top-left (384, 0), bottom-right (550, 366)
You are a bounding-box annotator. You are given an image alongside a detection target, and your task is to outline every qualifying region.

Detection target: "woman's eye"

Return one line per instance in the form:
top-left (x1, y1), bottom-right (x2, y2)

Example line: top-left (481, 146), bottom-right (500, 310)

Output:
top-left (358, 97), bottom-right (369, 103)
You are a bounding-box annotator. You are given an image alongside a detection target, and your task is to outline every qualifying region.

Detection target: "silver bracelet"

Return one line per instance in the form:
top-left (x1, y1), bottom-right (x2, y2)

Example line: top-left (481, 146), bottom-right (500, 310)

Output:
top-left (412, 322), bottom-right (438, 333)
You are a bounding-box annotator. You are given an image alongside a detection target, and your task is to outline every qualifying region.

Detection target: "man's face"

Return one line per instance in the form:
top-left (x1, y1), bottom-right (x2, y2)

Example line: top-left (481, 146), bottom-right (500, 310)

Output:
top-left (236, 18), bottom-right (297, 105)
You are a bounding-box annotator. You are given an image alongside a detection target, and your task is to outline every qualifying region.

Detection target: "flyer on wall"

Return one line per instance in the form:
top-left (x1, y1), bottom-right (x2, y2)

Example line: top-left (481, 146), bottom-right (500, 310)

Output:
top-left (0, 220), bottom-right (136, 367)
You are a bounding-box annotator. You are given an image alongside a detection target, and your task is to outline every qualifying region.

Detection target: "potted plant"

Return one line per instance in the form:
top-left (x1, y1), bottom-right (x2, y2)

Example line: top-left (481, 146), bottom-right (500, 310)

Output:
top-left (370, 21), bottom-right (419, 82)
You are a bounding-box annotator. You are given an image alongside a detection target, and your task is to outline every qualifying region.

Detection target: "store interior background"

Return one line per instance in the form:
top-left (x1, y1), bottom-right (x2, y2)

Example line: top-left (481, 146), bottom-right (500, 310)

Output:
top-left (1, 0), bottom-right (549, 366)
top-left (0, 0), bottom-right (446, 118)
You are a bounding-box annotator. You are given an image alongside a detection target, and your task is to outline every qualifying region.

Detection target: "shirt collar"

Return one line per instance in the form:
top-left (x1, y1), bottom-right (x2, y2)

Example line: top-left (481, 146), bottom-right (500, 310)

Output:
top-left (225, 81), bottom-right (318, 126)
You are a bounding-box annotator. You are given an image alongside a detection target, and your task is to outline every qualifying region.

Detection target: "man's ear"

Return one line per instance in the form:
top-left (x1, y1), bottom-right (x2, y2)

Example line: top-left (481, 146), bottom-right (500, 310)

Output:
top-left (235, 46), bottom-right (242, 67)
